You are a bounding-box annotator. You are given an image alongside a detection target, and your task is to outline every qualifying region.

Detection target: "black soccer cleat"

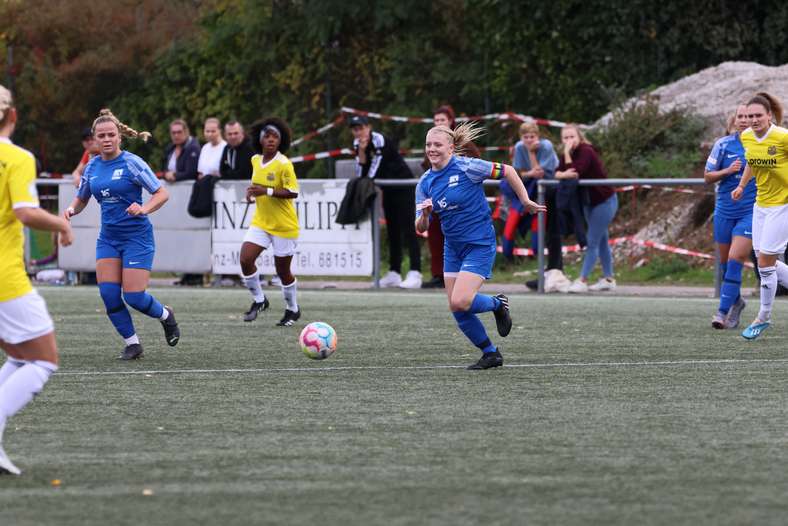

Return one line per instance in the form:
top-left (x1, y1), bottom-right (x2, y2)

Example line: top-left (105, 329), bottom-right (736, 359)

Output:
top-left (243, 298), bottom-right (270, 322)
top-left (493, 294), bottom-right (512, 337)
top-left (160, 306), bottom-right (180, 346)
top-left (119, 343), bottom-right (143, 361)
top-left (467, 350), bottom-right (503, 370)
top-left (276, 308), bottom-right (301, 327)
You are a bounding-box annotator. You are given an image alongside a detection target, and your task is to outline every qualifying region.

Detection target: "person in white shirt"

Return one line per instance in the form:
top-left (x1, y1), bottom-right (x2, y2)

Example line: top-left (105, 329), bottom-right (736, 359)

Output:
top-left (197, 118), bottom-right (226, 179)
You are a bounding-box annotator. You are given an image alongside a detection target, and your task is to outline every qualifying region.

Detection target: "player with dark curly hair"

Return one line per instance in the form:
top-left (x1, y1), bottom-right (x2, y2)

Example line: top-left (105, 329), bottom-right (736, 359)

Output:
top-left (239, 118), bottom-right (302, 326)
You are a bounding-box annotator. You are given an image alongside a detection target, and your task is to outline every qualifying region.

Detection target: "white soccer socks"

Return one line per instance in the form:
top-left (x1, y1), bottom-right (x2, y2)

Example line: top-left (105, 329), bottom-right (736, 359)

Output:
top-left (757, 266), bottom-right (778, 322)
top-left (241, 271), bottom-right (266, 303)
top-left (281, 279), bottom-right (299, 312)
top-left (0, 360), bottom-right (57, 442)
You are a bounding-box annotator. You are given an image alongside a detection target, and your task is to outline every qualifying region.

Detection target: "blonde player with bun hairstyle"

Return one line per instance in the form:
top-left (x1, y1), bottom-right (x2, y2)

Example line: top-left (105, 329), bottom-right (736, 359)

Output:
top-left (415, 122), bottom-right (545, 370)
top-left (0, 84), bottom-right (74, 475)
top-left (732, 92), bottom-right (788, 340)
top-left (64, 109), bottom-right (180, 360)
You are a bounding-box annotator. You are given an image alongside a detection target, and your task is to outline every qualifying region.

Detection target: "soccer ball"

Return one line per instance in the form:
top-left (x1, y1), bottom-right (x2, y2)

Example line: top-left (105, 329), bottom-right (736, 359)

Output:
top-left (299, 322), bottom-right (337, 360)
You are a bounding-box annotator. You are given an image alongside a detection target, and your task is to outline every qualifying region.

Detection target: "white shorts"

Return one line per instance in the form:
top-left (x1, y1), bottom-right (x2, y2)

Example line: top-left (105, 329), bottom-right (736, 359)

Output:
top-left (0, 290), bottom-right (55, 345)
top-left (242, 226), bottom-right (298, 257)
top-left (752, 203), bottom-right (788, 255)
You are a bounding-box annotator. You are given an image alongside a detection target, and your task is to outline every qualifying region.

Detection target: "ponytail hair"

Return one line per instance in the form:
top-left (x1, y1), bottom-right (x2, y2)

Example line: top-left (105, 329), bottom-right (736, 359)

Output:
top-left (748, 92), bottom-right (784, 126)
top-left (92, 109), bottom-right (152, 142)
top-left (0, 84), bottom-right (13, 126)
top-left (429, 121), bottom-right (485, 156)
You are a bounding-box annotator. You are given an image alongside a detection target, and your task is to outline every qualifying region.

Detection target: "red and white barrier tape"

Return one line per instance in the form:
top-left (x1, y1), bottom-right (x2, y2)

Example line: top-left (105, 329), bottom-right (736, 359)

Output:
top-left (291, 115), bottom-right (346, 147)
top-left (289, 148), bottom-right (354, 164)
top-left (498, 236), bottom-right (753, 267)
top-left (340, 106), bottom-right (589, 129)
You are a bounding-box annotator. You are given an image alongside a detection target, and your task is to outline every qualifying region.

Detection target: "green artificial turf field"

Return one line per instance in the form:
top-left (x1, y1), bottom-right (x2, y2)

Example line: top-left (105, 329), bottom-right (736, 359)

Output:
top-left (1, 287), bottom-right (787, 526)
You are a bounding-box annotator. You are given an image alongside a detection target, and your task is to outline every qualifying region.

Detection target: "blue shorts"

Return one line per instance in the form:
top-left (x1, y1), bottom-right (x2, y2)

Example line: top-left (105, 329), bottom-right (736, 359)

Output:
top-left (96, 228), bottom-right (155, 270)
top-left (443, 241), bottom-right (496, 280)
top-left (713, 213), bottom-right (753, 244)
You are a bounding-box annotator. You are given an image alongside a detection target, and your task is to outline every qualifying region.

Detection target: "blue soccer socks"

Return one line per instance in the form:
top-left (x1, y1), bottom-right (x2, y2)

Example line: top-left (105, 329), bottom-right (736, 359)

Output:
top-left (719, 259), bottom-right (743, 314)
top-left (123, 290), bottom-right (165, 319)
top-left (452, 311), bottom-right (496, 354)
top-left (98, 282), bottom-right (136, 339)
top-left (469, 294), bottom-right (501, 314)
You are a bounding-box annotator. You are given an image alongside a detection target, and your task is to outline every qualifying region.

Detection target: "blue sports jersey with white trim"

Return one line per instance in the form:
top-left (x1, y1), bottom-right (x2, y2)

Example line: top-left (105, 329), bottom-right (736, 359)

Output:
top-left (77, 151), bottom-right (162, 236)
top-left (416, 155), bottom-right (503, 244)
top-left (705, 133), bottom-right (755, 218)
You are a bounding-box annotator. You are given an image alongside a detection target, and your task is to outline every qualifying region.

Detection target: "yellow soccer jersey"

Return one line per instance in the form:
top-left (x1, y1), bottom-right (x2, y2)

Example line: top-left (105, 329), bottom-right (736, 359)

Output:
top-left (250, 152), bottom-right (300, 238)
top-left (0, 137), bottom-right (38, 302)
top-left (741, 125), bottom-right (788, 207)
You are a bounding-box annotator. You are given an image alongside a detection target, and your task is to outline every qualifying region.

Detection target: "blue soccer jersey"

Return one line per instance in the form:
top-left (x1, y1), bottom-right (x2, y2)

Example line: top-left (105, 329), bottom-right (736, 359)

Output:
top-left (77, 151), bottom-right (162, 236)
top-left (705, 132), bottom-right (756, 218)
top-left (416, 155), bottom-right (503, 244)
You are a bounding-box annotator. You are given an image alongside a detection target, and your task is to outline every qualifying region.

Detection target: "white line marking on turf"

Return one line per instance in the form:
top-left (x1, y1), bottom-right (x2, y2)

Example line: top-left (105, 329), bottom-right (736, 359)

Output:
top-left (58, 358), bottom-right (788, 377)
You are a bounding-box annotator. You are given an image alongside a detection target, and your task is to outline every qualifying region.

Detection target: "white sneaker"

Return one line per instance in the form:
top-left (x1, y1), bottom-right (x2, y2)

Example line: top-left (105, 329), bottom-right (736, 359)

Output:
top-left (0, 445), bottom-right (21, 476)
top-left (378, 270), bottom-right (402, 288)
top-left (567, 279), bottom-right (588, 293)
top-left (544, 269), bottom-right (571, 293)
top-left (399, 270), bottom-right (423, 289)
top-left (588, 277), bottom-right (616, 291)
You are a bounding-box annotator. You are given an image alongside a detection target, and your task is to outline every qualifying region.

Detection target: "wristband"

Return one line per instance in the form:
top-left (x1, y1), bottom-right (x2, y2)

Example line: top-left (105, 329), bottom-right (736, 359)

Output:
top-left (67, 207), bottom-right (75, 217)
top-left (266, 187), bottom-right (274, 197)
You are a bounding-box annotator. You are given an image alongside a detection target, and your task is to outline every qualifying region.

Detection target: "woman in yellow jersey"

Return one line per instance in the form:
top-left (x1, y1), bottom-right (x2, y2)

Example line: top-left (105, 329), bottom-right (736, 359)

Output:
top-left (0, 85), bottom-right (73, 475)
top-left (239, 118), bottom-right (301, 327)
top-left (732, 92), bottom-right (788, 340)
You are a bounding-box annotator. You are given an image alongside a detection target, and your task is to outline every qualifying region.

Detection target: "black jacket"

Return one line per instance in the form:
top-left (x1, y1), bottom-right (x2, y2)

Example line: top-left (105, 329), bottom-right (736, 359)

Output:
top-left (336, 176), bottom-right (377, 225)
top-left (162, 136), bottom-right (201, 181)
top-left (220, 139), bottom-right (255, 180)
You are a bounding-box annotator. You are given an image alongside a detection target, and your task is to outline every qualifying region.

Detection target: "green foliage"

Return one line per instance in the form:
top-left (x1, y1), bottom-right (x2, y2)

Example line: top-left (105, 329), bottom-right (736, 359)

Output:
top-left (4, 0), bottom-right (788, 172)
top-left (589, 95), bottom-right (706, 179)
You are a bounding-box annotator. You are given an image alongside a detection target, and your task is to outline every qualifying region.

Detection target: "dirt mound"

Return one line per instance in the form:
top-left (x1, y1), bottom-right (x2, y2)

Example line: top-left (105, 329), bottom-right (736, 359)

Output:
top-left (595, 61), bottom-right (788, 138)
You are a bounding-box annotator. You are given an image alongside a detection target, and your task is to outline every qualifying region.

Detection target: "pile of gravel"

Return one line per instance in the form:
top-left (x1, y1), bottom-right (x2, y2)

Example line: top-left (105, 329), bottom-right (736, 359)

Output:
top-left (595, 61), bottom-right (788, 139)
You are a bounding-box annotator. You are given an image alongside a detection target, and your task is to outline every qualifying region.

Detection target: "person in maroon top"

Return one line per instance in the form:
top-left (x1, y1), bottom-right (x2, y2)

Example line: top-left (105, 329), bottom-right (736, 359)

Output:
top-left (420, 105), bottom-right (481, 289)
top-left (556, 124), bottom-right (618, 292)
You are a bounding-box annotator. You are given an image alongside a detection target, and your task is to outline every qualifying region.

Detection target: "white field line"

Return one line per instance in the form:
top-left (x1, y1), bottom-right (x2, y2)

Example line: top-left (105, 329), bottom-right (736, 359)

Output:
top-left (57, 358), bottom-right (788, 377)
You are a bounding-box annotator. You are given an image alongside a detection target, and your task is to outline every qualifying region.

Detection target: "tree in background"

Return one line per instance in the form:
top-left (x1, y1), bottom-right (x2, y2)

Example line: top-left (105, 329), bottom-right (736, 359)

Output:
top-left (4, 0), bottom-right (788, 172)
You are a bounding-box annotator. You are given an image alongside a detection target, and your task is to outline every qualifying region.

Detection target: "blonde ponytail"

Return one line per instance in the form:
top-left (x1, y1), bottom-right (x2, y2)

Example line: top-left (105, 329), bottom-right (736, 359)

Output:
top-left (429, 121), bottom-right (485, 156)
top-left (92, 109), bottom-right (152, 142)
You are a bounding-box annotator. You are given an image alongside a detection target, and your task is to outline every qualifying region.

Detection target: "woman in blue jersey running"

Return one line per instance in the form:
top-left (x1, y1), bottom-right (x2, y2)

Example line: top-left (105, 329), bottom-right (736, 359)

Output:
top-left (64, 109), bottom-right (180, 360)
top-left (704, 104), bottom-right (755, 329)
top-left (415, 123), bottom-right (546, 370)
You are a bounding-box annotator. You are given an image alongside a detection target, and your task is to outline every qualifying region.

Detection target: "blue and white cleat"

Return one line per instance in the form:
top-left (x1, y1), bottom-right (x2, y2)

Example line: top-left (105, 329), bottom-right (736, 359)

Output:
top-left (742, 319), bottom-right (770, 340)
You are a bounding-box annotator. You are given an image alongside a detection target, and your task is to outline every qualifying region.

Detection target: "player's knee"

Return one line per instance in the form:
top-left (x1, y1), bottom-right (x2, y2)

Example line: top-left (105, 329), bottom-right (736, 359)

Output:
top-left (449, 296), bottom-right (472, 312)
top-left (98, 282), bottom-right (123, 311)
top-left (123, 290), bottom-right (152, 312)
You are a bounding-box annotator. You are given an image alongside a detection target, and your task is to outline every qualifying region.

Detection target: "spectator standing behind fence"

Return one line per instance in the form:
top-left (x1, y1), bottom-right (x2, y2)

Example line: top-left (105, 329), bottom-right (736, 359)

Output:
top-left (350, 115), bottom-right (422, 288)
top-left (502, 123), bottom-right (558, 264)
top-left (162, 119), bottom-right (200, 183)
top-left (732, 92), bottom-right (788, 341)
top-left (162, 119), bottom-right (202, 286)
top-left (71, 128), bottom-right (100, 187)
top-left (197, 117), bottom-right (226, 180)
top-left (556, 124), bottom-right (618, 293)
top-left (220, 121), bottom-right (254, 181)
top-left (704, 104), bottom-right (755, 330)
top-left (420, 105), bottom-right (480, 289)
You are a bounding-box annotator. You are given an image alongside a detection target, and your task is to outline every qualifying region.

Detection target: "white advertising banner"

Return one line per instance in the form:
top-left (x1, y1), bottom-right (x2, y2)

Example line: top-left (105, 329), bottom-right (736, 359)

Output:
top-left (211, 180), bottom-right (373, 276)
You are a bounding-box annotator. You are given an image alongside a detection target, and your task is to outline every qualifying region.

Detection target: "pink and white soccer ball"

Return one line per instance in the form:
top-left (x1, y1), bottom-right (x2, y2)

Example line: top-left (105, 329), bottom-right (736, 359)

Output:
top-left (299, 322), bottom-right (337, 360)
